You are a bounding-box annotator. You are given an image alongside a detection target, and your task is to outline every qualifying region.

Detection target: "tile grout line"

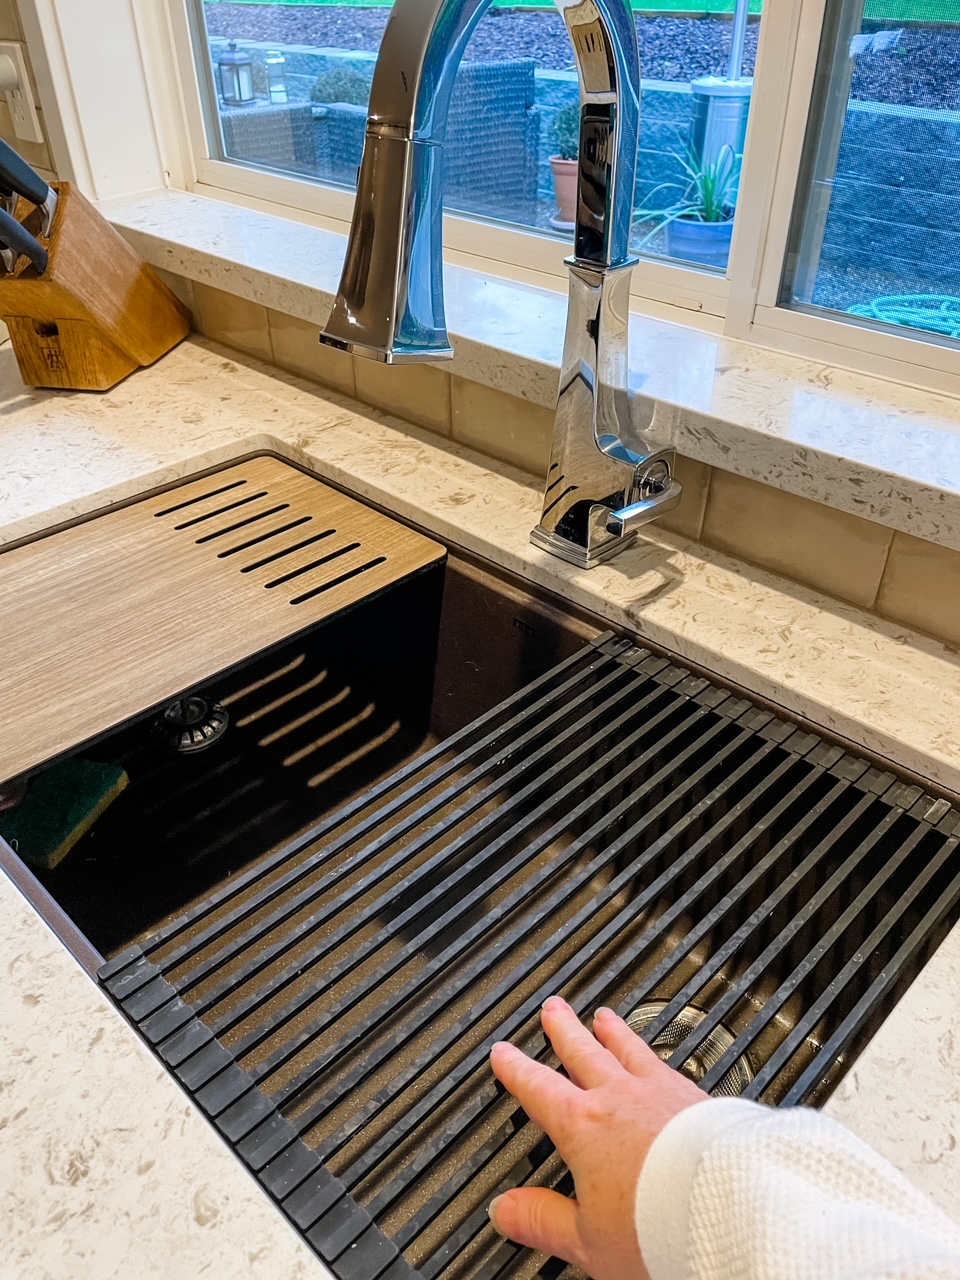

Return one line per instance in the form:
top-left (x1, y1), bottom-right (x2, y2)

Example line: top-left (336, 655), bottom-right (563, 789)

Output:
top-left (869, 525), bottom-right (898, 617)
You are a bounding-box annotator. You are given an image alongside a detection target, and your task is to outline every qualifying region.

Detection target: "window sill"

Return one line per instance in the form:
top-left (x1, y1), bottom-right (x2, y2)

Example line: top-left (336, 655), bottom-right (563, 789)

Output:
top-left (102, 187), bottom-right (960, 554)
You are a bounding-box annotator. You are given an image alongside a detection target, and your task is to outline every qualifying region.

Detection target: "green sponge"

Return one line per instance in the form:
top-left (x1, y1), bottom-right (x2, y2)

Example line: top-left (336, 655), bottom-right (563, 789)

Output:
top-left (0, 759), bottom-right (129, 870)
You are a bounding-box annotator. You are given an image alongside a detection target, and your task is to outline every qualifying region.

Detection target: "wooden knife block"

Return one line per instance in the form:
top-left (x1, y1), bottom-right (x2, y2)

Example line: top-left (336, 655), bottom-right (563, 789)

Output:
top-left (0, 181), bottom-right (191, 391)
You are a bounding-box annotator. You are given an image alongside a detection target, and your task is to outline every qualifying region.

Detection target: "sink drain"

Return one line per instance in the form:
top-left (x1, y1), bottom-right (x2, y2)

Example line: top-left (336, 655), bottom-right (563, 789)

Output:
top-left (152, 695), bottom-right (229, 754)
top-left (626, 1001), bottom-right (753, 1098)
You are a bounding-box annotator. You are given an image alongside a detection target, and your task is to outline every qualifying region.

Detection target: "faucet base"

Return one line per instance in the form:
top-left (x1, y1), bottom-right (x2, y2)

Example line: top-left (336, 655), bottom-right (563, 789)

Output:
top-left (530, 524), bottom-right (638, 570)
top-left (318, 335), bottom-right (454, 364)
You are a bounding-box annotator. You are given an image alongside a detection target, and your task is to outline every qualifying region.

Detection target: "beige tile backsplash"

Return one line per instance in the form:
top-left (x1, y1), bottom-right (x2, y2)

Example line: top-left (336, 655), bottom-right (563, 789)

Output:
top-left (0, 0), bottom-right (20, 40)
top-left (192, 283), bottom-right (273, 363)
top-left (354, 359), bottom-right (451, 435)
top-left (702, 469), bottom-right (894, 610)
top-left (186, 282), bottom-right (960, 649)
top-left (657, 454), bottom-right (712, 542)
top-left (153, 267), bottom-right (196, 315)
top-left (876, 534), bottom-right (960, 647)
top-left (451, 376), bottom-right (553, 476)
top-left (267, 309), bottom-right (355, 397)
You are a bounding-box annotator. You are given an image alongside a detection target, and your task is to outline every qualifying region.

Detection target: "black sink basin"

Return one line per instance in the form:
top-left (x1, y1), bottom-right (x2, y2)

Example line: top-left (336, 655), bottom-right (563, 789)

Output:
top-left (25, 549), bottom-right (600, 956)
top-left (6, 496), bottom-right (960, 1280)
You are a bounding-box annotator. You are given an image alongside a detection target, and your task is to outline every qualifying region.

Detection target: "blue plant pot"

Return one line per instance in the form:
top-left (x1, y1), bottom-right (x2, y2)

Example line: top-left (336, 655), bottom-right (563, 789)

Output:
top-left (665, 216), bottom-right (734, 269)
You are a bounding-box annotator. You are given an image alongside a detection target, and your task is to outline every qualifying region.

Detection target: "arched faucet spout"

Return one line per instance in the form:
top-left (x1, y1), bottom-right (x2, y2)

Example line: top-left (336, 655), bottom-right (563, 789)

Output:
top-left (319, 0), bottom-right (640, 362)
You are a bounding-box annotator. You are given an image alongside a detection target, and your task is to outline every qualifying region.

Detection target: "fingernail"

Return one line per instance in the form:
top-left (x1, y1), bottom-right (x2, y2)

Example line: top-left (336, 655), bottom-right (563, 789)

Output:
top-left (488, 1195), bottom-right (504, 1233)
top-left (595, 1006), bottom-right (616, 1019)
top-left (542, 995), bottom-right (568, 1011)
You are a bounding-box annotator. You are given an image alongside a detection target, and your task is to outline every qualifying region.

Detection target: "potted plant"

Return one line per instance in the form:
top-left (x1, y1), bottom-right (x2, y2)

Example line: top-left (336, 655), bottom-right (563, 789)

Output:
top-left (635, 144), bottom-right (740, 270)
top-left (549, 102), bottom-right (580, 228)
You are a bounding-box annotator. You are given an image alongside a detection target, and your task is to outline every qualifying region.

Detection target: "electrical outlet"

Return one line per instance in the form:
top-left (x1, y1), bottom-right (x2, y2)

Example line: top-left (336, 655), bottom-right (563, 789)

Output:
top-left (0, 42), bottom-right (43, 146)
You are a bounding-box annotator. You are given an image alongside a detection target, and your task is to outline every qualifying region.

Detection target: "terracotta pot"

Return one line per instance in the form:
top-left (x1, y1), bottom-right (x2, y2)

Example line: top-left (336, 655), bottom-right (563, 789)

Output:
top-left (550, 156), bottom-right (578, 226)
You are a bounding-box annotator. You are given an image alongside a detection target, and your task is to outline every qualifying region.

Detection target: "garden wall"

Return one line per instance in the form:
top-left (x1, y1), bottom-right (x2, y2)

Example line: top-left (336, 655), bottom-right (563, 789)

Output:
top-left (210, 38), bottom-right (694, 218)
top-left (210, 37), bottom-right (960, 308)
top-left (212, 39), bottom-right (541, 222)
top-left (821, 98), bottom-right (960, 306)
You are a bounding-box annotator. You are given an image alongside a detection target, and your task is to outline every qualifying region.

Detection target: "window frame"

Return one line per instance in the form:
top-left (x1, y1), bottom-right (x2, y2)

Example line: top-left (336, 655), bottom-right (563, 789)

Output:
top-left (20, 0), bottom-right (960, 399)
top-left (730, 0), bottom-right (960, 396)
top-left (169, 0), bottom-right (736, 317)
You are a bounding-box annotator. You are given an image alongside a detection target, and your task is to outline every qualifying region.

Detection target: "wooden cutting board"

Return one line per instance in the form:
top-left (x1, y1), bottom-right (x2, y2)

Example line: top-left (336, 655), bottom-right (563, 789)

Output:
top-left (0, 456), bottom-right (445, 783)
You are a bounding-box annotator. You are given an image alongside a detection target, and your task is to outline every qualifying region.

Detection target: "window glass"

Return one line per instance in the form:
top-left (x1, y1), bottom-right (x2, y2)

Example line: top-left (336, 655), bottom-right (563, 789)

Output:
top-left (198, 0), bottom-right (762, 273)
top-left (781, 0), bottom-right (960, 346)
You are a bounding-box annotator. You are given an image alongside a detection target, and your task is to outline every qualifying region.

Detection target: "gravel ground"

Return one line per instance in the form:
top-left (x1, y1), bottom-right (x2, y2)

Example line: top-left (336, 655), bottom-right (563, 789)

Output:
top-left (204, 8), bottom-right (760, 79)
top-left (204, 4), bottom-right (960, 109)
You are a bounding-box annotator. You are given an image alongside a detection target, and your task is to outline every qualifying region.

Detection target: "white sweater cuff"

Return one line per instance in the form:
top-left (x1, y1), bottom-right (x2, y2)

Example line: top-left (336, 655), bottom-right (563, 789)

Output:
top-left (634, 1099), bottom-right (759, 1280)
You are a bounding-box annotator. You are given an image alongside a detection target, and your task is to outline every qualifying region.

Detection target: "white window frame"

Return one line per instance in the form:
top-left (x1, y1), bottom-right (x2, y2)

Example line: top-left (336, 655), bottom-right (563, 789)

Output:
top-left (728, 0), bottom-right (960, 396)
top-left (18, 0), bottom-right (960, 398)
top-left (165, 0), bottom-right (733, 317)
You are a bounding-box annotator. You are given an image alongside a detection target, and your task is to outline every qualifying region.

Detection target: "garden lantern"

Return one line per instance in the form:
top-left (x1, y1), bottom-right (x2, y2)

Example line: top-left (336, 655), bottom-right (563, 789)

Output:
top-left (218, 42), bottom-right (255, 107)
top-left (265, 50), bottom-right (288, 104)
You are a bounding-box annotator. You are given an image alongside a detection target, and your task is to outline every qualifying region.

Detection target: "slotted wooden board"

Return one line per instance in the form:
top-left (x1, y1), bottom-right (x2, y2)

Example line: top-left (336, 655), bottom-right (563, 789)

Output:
top-left (0, 456), bottom-right (445, 783)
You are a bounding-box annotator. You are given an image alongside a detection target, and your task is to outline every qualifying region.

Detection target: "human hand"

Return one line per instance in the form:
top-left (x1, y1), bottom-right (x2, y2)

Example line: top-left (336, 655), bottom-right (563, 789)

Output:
top-left (489, 996), bottom-right (707, 1280)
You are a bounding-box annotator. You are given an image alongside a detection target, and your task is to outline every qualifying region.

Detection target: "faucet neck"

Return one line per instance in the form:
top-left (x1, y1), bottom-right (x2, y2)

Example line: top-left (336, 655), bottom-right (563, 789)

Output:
top-left (319, 0), bottom-right (641, 361)
top-left (558, 3), bottom-right (640, 268)
top-left (530, 260), bottom-right (682, 569)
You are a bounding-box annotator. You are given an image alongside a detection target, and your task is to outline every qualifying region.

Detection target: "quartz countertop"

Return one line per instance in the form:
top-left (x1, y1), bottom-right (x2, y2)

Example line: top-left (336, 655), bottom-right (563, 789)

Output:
top-left (104, 188), bottom-right (960, 552)
top-left (2, 336), bottom-right (958, 1277)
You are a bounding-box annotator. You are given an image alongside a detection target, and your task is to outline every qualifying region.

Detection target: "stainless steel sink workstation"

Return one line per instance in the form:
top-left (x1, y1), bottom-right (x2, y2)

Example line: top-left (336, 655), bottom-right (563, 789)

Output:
top-left (2, 0), bottom-right (960, 1274)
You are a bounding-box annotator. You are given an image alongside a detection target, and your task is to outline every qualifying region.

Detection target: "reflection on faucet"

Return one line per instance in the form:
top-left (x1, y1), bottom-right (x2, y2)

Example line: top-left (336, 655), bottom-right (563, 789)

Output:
top-left (319, 0), bottom-right (681, 568)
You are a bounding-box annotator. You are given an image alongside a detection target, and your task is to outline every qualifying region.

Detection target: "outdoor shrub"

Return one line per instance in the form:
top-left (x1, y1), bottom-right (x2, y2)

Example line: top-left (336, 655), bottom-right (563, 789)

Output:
top-left (550, 102), bottom-right (580, 160)
top-left (635, 144), bottom-right (741, 232)
top-left (311, 66), bottom-right (372, 106)
top-left (679, 144), bottom-right (740, 222)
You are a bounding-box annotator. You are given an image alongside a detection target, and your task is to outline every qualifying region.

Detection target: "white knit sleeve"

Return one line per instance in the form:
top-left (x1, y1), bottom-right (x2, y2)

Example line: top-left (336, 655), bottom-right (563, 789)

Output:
top-left (634, 1098), bottom-right (960, 1280)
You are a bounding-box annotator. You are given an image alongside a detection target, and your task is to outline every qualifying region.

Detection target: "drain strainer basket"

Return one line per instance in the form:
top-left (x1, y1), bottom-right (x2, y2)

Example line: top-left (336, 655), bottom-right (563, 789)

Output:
top-left (153, 695), bottom-right (229, 754)
top-left (627, 1001), bottom-right (753, 1098)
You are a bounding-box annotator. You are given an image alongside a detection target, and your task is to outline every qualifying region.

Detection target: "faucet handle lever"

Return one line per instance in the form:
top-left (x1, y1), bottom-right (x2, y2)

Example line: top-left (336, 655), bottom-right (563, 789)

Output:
top-left (606, 480), bottom-right (682, 537)
top-left (606, 450), bottom-right (682, 538)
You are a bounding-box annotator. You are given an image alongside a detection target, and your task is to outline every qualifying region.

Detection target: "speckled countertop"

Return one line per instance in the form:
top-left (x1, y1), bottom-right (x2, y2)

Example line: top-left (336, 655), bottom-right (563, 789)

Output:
top-left (1, 336), bottom-right (958, 1277)
top-left (105, 188), bottom-right (960, 551)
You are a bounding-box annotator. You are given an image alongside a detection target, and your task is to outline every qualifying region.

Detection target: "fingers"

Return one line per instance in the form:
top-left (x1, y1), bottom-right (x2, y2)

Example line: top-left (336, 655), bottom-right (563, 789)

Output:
top-left (489, 1187), bottom-right (582, 1267)
top-left (541, 996), bottom-right (624, 1090)
top-left (592, 1006), bottom-right (664, 1081)
top-left (491, 1039), bottom-right (580, 1147)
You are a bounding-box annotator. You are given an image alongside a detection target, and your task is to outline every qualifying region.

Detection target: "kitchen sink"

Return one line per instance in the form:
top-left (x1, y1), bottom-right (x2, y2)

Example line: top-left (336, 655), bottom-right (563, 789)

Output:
top-left (27, 546), bottom-right (598, 958)
top-left (4, 454), bottom-right (960, 1280)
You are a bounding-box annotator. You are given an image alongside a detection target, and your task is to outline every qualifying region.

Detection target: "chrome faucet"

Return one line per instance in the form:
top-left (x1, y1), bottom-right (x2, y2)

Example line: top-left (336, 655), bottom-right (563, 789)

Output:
top-left (319, 0), bottom-right (682, 568)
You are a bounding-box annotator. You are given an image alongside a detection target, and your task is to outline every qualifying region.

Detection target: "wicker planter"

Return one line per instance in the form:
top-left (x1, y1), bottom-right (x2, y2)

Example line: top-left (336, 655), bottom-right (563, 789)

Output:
top-left (312, 102), bottom-right (367, 186)
top-left (550, 156), bottom-right (578, 226)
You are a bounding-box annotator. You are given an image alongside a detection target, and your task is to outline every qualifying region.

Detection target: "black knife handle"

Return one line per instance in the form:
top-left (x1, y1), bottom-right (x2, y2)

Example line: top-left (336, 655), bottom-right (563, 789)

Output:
top-left (0, 206), bottom-right (47, 273)
top-left (0, 137), bottom-right (48, 207)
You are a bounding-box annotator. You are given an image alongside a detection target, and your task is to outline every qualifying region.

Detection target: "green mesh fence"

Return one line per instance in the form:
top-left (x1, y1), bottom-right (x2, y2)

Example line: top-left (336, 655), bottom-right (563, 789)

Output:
top-left (203, 0), bottom-right (763, 7)
top-left (202, 0), bottom-right (957, 15)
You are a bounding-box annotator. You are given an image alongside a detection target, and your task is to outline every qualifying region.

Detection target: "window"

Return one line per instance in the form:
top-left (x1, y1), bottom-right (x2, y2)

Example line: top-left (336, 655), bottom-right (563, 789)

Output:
top-left (781, 0), bottom-right (960, 347)
top-left (29, 0), bottom-right (960, 390)
top-left (193, 0), bottom-right (762, 274)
